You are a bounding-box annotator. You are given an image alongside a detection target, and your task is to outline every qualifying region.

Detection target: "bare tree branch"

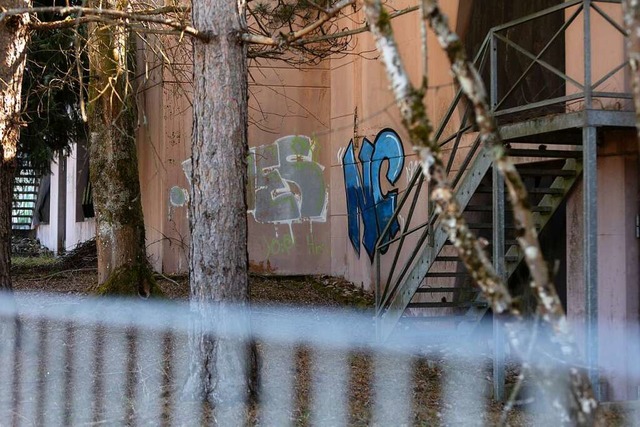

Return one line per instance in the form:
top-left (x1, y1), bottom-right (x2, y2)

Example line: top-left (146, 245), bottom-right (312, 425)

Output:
top-left (290, 4), bottom-right (418, 46)
top-left (362, 0), bottom-right (600, 424)
top-left (241, 0), bottom-right (354, 46)
top-left (0, 5), bottom-right (208, 40)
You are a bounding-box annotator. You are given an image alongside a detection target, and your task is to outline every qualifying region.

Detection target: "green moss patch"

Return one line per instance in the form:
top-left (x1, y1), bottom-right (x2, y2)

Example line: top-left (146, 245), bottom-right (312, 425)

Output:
top-left (96, 263), bottom-right (163, 298)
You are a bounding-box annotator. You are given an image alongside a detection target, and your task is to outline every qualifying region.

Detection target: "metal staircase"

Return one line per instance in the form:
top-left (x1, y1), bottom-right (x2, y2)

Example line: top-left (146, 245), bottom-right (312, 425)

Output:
top-left (376, 146), bottom-right (583, 340)
top-left (12, 159), bottom-right (40, 230)
top-left (373, 0), bottom-right (632, 341)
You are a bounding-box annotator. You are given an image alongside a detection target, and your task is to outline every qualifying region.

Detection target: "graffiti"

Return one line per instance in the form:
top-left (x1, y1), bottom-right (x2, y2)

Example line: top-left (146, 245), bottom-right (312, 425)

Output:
top-left (264, 234), bottom-right (294, 258)
top-left (405, 160), bottom-right (420, 185)
top-left (248, 135), bottom-right (328, 226)
top-left (169, 186), bottom-right (188, 207)
top-left (307, 234), bottom-right (325, 256)
top-left (263, 233), bottom-right (325, 259)
top-left (342, 129), bottom-right (404, 261)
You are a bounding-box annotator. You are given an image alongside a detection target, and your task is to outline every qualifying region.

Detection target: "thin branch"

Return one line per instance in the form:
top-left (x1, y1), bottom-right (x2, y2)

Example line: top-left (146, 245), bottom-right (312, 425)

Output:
top-left (363, 0), bottom-right (599, 424)
top-left (290, 4), bottom-right (418, 46)
top-left (241, 0), bottom-right (354, 46)
top-left (0, 5), bottom-right (209, 41)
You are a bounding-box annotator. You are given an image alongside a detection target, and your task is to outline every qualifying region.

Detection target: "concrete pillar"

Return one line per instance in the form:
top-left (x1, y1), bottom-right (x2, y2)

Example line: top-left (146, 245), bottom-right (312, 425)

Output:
top-left (567, 131), bottom-right (640, 401)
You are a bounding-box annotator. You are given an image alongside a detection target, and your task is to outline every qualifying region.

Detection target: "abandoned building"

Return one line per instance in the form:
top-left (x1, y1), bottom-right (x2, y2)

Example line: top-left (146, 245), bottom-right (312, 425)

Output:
top-left (13, 0), bottom-right (639, 402)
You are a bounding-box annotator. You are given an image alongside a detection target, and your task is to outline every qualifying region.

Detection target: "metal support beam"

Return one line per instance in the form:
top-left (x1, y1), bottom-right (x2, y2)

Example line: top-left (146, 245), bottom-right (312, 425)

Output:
top-left (492, 165), bottom-right (506, 402)
top-left (583, 125), bottom-right (599, 399)
top-left (583, 1), bottom-right (599, 398)
top-left (490, 32), bottom-right (498, 111)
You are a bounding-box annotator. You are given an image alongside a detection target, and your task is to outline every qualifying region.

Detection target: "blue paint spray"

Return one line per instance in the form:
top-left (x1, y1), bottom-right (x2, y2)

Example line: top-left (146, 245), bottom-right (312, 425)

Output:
top-left (342, 129), bottom-right (404, 260)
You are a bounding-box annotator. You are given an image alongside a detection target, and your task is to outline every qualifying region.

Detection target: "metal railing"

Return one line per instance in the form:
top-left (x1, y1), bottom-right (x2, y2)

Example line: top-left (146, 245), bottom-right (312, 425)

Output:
top-left (374, 0), bottom-right (631, 319)
top-left (1, 293), bottom-right (638, 425)
top-left (12, 160), bottom-right (40, 231)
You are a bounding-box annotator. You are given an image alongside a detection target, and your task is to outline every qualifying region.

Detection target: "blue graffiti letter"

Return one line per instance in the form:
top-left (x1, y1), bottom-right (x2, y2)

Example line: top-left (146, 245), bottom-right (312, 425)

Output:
top-left (342, 129), bottom-right (404, 260)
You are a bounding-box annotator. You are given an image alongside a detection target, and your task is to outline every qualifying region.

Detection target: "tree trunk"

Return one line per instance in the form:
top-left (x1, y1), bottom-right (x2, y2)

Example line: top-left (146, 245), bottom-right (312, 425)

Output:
top-left (186, 0), bottom-right (251, 409)
top-left (0, 0), bottom-right (30, 291)
top-left (87, 1), bottom-right (158, 297)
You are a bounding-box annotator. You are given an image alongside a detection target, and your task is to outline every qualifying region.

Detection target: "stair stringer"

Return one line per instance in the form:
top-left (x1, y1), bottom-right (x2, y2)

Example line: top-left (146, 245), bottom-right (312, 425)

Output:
top-left (503, 158), bottom-right (583, 277)
top-left (378, 148), bottom-right (493, 340)
top-left (459, 158), bottom-right (583, 334)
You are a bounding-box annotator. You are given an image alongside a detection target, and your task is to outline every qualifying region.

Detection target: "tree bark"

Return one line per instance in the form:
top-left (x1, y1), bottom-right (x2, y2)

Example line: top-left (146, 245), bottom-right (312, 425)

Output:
top-left (87, 0), bottom-right (158, 297)
top-left (0, 0), bottom-right (30, 291)
top-left (185, 0), bottom-right (251, 408)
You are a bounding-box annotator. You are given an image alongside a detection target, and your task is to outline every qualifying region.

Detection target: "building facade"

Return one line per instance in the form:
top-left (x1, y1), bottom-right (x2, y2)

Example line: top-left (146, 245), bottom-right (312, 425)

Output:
top-left (32, 0), bottom-right (639, 401)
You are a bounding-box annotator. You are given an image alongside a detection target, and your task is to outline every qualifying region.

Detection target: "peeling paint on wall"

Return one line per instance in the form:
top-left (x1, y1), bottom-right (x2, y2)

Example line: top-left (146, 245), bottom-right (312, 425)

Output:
top-left (342, 129), bottom-right (405, 261)
top-left (248, 135), bottom-right (328, 225)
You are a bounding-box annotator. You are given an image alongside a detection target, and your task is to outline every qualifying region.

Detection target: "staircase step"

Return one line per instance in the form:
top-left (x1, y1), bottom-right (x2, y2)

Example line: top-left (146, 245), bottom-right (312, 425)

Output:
top-left (408, 301), bottom-right (489, 309)
top-left (425, 272), bottom-right (468, 278)
top-left (416, 287), bottom-right (479, 293)
top-left (435, 255), bottom-right (519, 263)
top-left (434, 256), bottom-right (461, 262)
top-left (506, 148), bottom-right (581, 158)
top-left (527, 187), bottom-right (565, 195)
top-left (517, 168), bottom-right (577, 177)
top-left (467, 222), bottom-right (541, 231)
top-left (399, 315), bottom-right (471, 323)
top-left (476, 186), bottom-right (564, 195)
top-left (444, 239), bottom-right (518, 246)
top-left (465, 205), bottom-right (553, 213)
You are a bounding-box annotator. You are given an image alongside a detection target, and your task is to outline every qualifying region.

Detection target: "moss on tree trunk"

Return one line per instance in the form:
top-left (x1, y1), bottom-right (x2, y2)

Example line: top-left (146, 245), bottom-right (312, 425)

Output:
top-left (87, 0), bottom-right (160, 297)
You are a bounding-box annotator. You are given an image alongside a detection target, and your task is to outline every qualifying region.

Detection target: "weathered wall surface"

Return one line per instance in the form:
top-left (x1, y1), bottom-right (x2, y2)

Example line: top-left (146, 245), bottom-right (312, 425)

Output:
top-left (565, 2), bottom-right (630, 108)
top-left (246, 62), bottom-right (332, 275)
top-left (36, 146), bottom-right (96, 253)
top-left (136, 37), bottom-right (192, 274)
top-left (64, 143), bottom-right (96, 250)
top-left (136, 46), bottom-right (334, 275)
top-left (567, 130), bottom-right (639, 401)
top-left (329, 1), bottom-right (463, 290)
top-left (131, 0), bottom-right (640, 403)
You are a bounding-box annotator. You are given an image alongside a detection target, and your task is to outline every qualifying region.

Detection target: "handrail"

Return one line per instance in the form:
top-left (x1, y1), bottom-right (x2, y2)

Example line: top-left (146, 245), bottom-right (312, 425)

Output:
top-left (375, 33), bottom-right (492, 255)
top-left (374, 0), bottom-right (631, 316)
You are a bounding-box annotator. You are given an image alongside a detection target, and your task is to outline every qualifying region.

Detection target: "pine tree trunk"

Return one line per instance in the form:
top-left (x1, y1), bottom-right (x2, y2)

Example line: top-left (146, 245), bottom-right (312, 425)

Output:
top-left (186, 0), bottom-right (251, 407)
top-left (0, 0), bottom-right (30, 291)
top-left (87, 1), bottom-right (158, 297)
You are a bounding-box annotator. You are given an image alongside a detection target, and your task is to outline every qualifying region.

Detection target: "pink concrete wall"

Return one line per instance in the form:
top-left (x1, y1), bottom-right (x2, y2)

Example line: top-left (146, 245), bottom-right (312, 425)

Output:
top-left (567, 131), bottom-right (639, 401)
top-left (134, 8), bottom-right (640, 391)
top-left (136, 44), bottom-right (334, 275)
top-left (246, 61), bottom-right (332, 275)
top-left (565, 2), bottom-right (630, 109)
top-left (329, 1), bottom-right (464, 290)
top-left (137, 35), bottom-right (170, 272)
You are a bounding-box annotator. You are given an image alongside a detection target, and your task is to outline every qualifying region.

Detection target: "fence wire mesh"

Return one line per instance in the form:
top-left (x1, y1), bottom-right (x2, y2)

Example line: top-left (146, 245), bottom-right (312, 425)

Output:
top-left (0, 293), bottom-right (638, 426)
